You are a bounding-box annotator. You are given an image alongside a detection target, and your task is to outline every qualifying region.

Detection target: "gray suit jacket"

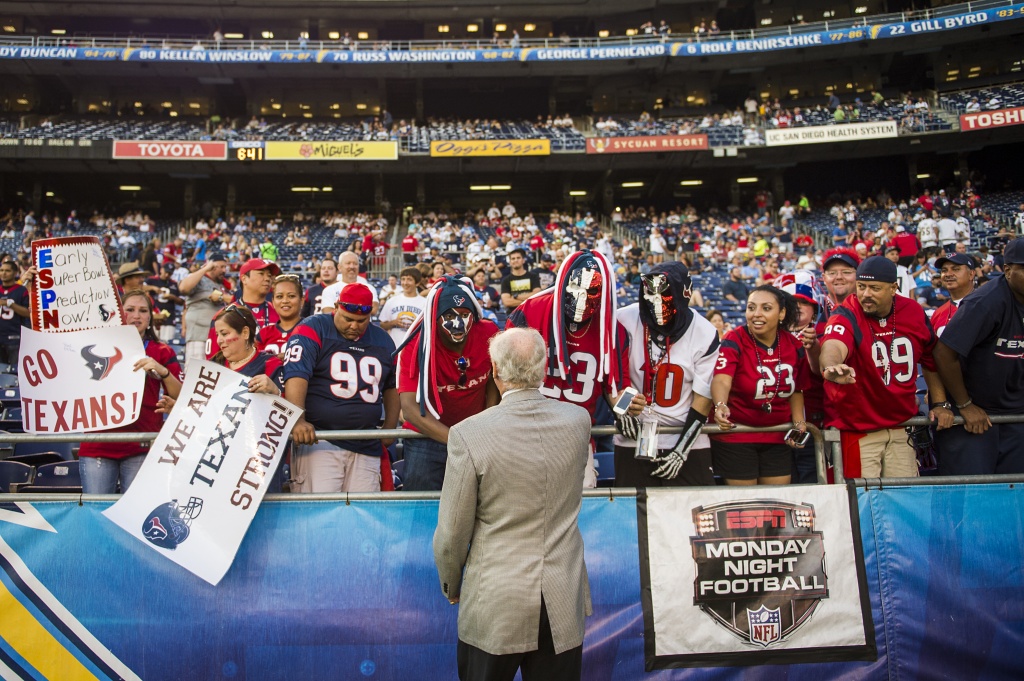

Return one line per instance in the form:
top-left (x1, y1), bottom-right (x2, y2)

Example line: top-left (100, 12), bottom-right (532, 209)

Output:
top-left (433, 388), bottom-right (593, 656)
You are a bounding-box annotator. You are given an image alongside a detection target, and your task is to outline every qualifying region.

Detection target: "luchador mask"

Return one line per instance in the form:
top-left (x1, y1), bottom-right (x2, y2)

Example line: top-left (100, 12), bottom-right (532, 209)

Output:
top-left (563, 261), bottom-right (603, 323)
top-left (642, 273), bottom-right (676, 327)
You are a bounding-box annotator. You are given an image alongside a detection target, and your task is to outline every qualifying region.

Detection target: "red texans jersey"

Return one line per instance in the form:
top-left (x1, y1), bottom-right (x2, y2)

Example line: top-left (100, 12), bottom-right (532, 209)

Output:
top-left (713, 326), bottom-right (810, 443)
top-left (822, 294), bottom-right (936, 432)
top-left (929, 299), bottom-right (960, 338)
top-left (537, 322), bottom-right (628, 420)
top-left (206, 298), bottom-right (279, 359)
top-left (794, 321), bottom-right (826, 424)
top-left (259, 322), bottom-right (297, 356)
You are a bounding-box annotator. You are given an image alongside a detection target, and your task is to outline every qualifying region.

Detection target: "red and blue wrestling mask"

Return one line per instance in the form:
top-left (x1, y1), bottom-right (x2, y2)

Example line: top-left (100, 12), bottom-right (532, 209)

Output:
top-left (562, 255), bottom-right (603, 323)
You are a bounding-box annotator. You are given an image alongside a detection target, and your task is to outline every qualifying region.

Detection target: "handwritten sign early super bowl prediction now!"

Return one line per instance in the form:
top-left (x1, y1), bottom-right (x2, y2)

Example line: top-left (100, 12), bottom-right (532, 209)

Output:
top-left (31, 236), bottom-right (123, 332)
top-left (103, 361), bottom-right (303, 585)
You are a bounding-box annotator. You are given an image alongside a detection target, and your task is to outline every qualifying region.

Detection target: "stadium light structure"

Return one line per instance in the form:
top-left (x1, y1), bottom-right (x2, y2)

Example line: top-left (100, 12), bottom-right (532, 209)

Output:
top-left (736, 177), bottom-right (759, 184)
top-left (328, 31), bottom-right (340, 40)
top-left (470, 185), bottom-right (512, 191)
top-left (119, 185), bottom-right (142, 191)
top-left (568, 191), bottom-right (587, 196)
top-left (357, 32), bottom-right (369, 40)
top-left (621, 181), bottom-right (644, 188)
top-left (51, 29), bottom-right (66, 35)
top-left (467, 24), bottom-right (479, 33)
top-left (224, 33), bottom-right (243, 39)
top-left (679, 180), bottom-right (703, 186)
top-left (916, 173), bottom-right (931, 179)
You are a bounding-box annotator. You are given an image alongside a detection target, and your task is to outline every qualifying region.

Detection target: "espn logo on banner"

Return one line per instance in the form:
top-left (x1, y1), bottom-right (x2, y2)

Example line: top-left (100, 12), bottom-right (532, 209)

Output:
top-left (112, 140), bottom-right (228, 160)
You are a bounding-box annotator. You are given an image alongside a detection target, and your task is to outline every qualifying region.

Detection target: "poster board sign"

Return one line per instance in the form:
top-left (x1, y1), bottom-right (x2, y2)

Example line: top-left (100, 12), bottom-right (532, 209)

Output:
top-left (103, 361), bottom-right (302, 585)
top-left (638, 485), bottom-right (874, 669)
top-left (30, 237), bottom-right (123, 332)
top-left (429, 139), bottom-right (551, 157)
top-left (18, 326), bottom-right (145, 433)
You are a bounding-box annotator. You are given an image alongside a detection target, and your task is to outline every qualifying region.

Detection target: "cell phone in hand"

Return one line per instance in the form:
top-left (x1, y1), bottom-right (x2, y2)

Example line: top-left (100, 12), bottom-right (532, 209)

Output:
top-left (785, 429), bottom-right (811, 447)
top-left (612, 387), bottom-right (640, 415)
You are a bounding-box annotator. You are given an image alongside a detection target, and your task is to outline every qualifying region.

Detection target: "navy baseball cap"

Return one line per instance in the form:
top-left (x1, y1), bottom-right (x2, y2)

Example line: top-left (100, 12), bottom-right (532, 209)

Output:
top-left (856, 256), bottom-right (898, 283)
top-left (1004, 238), bottom-right (1024, 265)
top-left (935, 253), bottom-right (978, 270)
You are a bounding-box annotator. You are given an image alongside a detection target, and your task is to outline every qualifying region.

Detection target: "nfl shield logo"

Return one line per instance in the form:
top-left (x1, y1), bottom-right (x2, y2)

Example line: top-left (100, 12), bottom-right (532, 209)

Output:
top-left (747, 605), bottom-right (781, 647)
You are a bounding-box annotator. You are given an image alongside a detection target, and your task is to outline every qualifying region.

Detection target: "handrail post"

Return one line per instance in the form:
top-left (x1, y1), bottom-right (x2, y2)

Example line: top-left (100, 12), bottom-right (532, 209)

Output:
top-left (823, 427), bottom-right (844, 484)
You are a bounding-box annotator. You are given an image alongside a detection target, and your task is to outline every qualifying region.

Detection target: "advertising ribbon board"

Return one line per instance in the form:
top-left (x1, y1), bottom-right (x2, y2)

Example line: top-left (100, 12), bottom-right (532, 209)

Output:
top-left (112, 140), bottom-right (227, 160)
top-left (263, 140), bottom-right (398, 160)
top-left (103, 361), bottom-right (302, 585)
top-left (18, 325), bottom-right (145, 433)
top-left (638, 485), bottom-right (874, 669)
top-left (429, 139), bottom-right (551, 157)
top-left (30, 237), bottom-right (123, 332)
top-left (586, 134), bottom-right (709, 154)
top-left (764, 121), bottom-right (898, 146)
top-left (959, 106), bottom-right (1024, 131)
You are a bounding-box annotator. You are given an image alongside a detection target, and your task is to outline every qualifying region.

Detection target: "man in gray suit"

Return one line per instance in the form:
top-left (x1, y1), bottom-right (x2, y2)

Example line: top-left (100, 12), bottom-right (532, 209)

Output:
top-left (434, 327), bottom-right (593, 681)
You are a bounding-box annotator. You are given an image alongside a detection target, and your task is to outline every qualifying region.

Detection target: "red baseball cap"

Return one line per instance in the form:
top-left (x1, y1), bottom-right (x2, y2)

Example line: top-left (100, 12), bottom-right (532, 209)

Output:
top-left (240, 258), bottom-right (281, 277)
top-left (337, 283), bottom-right (373, 309)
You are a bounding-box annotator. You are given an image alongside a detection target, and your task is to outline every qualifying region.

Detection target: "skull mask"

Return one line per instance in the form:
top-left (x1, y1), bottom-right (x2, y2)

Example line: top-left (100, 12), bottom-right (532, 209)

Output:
top-left (563, 260), bottom-right (603, 324)
top-left (642, 273), bottom-right (676, 327)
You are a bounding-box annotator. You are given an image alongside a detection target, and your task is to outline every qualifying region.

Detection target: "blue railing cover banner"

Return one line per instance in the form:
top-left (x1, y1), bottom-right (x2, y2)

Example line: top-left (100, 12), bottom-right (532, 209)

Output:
top-left (0, 485), bottom-right (1020, 679)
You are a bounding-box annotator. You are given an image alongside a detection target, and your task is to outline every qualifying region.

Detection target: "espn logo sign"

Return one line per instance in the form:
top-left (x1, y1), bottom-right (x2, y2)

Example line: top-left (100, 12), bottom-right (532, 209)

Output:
top-left (960, 106), bottom-right (1024, 132)
top-left (112, 140), bottom-right (228, 160)
top-left (725, 509), bottom-right (787, 530)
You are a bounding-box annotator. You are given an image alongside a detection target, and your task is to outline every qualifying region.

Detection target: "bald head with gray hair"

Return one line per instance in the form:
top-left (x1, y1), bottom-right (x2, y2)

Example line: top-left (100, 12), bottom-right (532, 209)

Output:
top-left (488, 327), bottom-right (548, 390)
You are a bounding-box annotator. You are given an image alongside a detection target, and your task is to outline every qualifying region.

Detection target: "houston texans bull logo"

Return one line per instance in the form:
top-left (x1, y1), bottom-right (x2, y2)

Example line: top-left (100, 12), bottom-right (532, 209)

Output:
top-left (98, 304), bottom-right (116, 322)
top-left (81, 345), bottom-right (124, 380)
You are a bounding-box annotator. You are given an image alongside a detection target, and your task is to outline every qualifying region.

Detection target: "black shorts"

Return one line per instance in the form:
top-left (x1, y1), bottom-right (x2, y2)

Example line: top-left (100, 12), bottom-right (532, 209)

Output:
top-left (613, 445), bottom-right (714, 487)
top-left (711, 440), bottom-right (792, 481)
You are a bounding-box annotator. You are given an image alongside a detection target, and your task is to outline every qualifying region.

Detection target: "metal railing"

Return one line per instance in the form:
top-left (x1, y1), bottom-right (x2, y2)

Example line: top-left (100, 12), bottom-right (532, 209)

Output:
top-left (828, 414), bottom-right (1024, 484)
top-left (0, 422), bottom-right (829, 486)
top-left (0, 1), bottom-right (1015, 54)
top-left (7, 412), bottom-right (1024, 493)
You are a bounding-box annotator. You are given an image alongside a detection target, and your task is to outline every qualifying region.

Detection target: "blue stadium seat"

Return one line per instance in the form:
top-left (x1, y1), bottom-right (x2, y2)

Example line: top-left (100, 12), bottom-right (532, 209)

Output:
top-left (594, 451), bottom-right (615, 487)
top-left (0, 460), bottom-right (34, 492)
top-left (18, 460), bottom-right (81, 493)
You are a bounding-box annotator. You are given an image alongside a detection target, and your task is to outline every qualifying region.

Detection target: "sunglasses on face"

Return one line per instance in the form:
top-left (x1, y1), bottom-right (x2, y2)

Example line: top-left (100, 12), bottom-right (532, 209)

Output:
top-left (339, 302), bottom-right (373, 315)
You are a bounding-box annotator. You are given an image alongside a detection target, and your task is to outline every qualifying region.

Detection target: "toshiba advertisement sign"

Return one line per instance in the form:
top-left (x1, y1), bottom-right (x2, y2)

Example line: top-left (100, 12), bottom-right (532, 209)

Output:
top-left (113, 140), bottom-right (228, 160)
top-left (959, 106), bottom-right (1024, 132)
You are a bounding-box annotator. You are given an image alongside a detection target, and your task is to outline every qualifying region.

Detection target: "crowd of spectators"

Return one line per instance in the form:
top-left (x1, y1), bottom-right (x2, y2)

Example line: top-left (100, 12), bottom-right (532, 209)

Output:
top-left (1, 179), bottom-right (1022, 493)
top-left (13, 83), bottom-right (1023, 147)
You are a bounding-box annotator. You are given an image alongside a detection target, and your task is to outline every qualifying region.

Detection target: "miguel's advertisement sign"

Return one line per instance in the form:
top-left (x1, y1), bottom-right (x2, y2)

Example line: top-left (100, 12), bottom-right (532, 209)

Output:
top-left (638, 486), bottom-right (874, 669)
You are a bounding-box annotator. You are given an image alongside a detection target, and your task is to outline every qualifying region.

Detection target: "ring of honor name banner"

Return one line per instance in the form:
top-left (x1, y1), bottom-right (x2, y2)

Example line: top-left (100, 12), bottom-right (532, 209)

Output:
top-left (638, 485), bottom-right (875, 669)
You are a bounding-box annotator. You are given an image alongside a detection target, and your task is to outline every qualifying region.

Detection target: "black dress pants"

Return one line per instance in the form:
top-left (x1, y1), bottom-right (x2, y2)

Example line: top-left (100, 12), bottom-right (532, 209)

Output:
top-left (457, 598), bottom-right (583, 681)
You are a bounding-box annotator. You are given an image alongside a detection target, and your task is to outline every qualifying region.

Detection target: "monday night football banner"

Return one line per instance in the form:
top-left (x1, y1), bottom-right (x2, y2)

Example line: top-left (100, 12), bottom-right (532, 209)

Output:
top-left (638, 485), bottom-right (875, 669)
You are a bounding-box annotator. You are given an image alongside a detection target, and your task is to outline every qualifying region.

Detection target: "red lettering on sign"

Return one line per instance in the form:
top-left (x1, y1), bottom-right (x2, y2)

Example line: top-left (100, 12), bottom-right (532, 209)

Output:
top-left (725, 509), bottom-right (788, 529)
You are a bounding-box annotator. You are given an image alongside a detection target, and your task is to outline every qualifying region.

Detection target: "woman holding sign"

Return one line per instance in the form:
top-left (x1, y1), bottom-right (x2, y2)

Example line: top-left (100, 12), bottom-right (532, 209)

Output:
top-left (78, 289), bottom-right (184, 494)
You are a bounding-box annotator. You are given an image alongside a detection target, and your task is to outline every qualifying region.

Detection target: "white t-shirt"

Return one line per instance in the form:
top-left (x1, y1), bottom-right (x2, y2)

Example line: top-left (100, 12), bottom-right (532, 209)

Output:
top-left (321, 277), bottom-right (378, 312)
top-left (936, 218), bottom-right (958, 245)
top-left (378, 292), bottom-right (426, 345)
